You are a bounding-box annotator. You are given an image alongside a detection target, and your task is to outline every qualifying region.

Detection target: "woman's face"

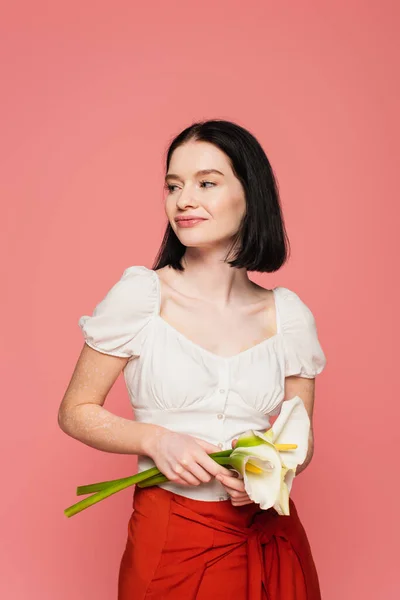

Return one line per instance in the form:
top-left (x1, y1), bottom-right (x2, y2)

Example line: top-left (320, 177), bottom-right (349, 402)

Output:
top-left (164, 140), bottom-right (246, 249)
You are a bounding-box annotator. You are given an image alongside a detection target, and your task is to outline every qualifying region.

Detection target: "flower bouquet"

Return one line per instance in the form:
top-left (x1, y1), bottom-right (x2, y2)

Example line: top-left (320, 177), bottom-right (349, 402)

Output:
top-left (64, 396), bottom-right (309, 518)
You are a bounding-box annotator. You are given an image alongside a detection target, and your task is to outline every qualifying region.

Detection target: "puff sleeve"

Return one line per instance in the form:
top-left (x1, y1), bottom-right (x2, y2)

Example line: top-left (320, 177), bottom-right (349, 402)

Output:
top-left (78, 265), bottom-right (157, 358)
top-left (279, 287), bottom-right (327, 378)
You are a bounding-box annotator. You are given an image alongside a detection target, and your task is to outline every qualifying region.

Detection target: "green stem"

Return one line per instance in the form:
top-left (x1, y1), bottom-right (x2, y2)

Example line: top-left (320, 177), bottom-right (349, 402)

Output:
top-left (66, 450), bottom-right (234, 517)
top-left (137, 456), bottom-right (234, 488)
top-left (213, 457), bottom-right (233, 466)
top-left (209, 450), bottom-right (233, 458)
top-left (65, 466), bottom-right (160, 518)
top-left (76, 473), bottom-right (145, 496)
top-left (76, 450), bottom-right (233, 495)
top-left (137, 473), bottom-right (168, 488)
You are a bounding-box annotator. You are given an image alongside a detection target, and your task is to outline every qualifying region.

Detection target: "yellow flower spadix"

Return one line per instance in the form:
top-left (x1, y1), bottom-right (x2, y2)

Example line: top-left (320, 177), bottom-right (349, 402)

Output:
top-left (245, 462), bottom-right (264, 475)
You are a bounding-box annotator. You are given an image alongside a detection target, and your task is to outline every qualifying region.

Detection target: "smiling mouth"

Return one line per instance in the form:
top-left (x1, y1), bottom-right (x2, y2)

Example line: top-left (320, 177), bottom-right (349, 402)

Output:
top-left (175, 218), bottom-right (207, 227)
top-left (175, 216), bottom-right (207, 222)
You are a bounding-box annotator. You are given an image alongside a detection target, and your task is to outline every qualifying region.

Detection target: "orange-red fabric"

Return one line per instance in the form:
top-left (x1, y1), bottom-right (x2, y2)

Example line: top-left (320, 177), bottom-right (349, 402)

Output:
top-left (118, 485), bottom-right (321, 599)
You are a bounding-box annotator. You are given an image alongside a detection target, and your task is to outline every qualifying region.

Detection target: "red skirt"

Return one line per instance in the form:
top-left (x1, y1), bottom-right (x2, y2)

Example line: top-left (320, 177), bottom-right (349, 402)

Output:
top-left (118, 485), bottom-right (321, 600)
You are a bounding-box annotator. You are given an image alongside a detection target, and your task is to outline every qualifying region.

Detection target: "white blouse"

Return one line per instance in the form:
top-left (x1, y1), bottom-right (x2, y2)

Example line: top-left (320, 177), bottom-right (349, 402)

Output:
top-left (79, 265), bottom-right (327, 502)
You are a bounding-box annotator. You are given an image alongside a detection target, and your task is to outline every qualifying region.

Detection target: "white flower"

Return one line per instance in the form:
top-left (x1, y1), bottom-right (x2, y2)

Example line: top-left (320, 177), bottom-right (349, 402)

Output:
top-left (228, 396), bottom-right (310, 515)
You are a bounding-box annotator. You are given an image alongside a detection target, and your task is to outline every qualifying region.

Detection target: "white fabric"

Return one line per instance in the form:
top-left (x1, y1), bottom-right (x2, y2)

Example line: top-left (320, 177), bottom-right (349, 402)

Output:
top-left (79, 265), bottom-right (327, 501)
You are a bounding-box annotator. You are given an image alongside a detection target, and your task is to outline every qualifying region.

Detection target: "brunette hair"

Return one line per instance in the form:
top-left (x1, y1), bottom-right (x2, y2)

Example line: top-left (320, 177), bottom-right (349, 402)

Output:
top-left (152, 119), bottom-right (290, 273)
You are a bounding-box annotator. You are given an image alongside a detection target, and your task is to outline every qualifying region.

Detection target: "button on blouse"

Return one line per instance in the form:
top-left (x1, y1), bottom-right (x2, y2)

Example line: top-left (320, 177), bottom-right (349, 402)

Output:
top-left (78, 265), bottom-right (327, 502)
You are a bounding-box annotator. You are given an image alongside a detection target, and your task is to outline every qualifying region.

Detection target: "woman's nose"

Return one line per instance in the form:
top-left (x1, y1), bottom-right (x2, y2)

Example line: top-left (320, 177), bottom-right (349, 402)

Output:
top-left (176, 185), bottom-right (198, 209)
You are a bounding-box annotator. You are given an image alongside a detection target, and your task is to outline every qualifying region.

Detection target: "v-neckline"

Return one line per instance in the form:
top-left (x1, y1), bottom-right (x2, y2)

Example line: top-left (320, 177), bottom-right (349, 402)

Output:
top-left (150, 268), bottom-right (281, 362)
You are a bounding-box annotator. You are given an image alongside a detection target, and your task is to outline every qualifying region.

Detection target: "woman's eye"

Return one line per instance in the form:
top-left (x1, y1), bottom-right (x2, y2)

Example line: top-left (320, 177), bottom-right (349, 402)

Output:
top-left (164, 181), bottom-right (215, 193)
top-left (200, 180), bottom-right (215, 188)
top-left (165, 184), bottom-right (178, 193)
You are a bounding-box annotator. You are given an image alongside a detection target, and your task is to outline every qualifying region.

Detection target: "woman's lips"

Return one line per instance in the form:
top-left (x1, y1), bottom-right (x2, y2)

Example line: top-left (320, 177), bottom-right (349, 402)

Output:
top-left (175, 218), bottom-right (207, 228)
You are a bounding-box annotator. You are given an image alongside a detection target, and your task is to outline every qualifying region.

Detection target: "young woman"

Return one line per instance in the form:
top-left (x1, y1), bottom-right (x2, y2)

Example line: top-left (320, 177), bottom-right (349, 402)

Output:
top-left (58, 119), bottom-right (327, 599)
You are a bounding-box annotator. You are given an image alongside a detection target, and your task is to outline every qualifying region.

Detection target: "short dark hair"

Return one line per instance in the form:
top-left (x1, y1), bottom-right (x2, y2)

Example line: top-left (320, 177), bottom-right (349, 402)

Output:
top-left (152, 119), bottom-right (290, 273)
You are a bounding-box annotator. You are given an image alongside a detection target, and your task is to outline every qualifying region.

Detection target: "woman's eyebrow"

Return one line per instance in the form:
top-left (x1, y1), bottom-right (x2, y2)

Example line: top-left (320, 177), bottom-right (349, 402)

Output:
top-left (165, 169), bottom-right (225, 182)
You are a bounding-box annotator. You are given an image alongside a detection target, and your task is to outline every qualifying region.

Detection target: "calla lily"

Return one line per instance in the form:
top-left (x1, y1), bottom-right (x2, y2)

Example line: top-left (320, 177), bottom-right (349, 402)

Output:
top-left (228, 395), bottom-right (310, 515)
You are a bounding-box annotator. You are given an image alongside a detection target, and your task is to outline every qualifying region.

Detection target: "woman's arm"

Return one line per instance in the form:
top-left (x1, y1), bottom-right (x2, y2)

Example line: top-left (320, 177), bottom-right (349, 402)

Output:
top-left (58, 343), bottom-right (231, 486)
top-left (283, 375), bottom-right (316, 475)
top-left (57, 343), bottom-right (161, 455)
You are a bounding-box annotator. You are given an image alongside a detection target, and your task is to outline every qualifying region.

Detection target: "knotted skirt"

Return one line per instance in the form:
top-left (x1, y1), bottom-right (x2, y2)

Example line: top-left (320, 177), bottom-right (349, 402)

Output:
top-left (118, 485), bottom-right (321, 599)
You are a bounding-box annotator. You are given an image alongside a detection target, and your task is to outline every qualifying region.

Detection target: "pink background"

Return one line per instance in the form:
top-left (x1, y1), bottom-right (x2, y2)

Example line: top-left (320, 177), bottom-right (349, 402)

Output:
top-left (1, 1), bottom-right (399, 598)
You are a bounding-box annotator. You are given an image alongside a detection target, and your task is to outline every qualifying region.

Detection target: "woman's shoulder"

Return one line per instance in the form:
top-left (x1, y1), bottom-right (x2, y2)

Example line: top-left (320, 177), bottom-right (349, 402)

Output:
top-left (275, 285), bottom-right (318, 330)
top-left (121, 264), bottom-right (157, 285)
top-left (274, 286), bottom-right (327, 378)
top-left (97, 265), bottom-right (159, 312)
top-left (78, 265), bottom-right (158, 358)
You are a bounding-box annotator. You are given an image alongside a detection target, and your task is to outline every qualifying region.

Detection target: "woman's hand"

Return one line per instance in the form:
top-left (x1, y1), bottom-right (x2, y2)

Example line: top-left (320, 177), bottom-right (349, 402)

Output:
top-left (216, 439), bottom-right (255, 506)
top-left (145, 427), bottom-right (233, 486)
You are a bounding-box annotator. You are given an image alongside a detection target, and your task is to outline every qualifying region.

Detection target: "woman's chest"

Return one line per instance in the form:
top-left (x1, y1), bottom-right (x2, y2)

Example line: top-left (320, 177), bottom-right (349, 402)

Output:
top-left (158, 283), bottom-right (278, 358)
top-left (124, 319), bottom-right (286, 414)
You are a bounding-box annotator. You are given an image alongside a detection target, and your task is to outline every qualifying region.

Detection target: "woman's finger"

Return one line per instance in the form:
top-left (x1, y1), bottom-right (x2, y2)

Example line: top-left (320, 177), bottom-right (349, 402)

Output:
top-left (177, 470), bottom-right (203, 486)
top-left (218, 477), bottom-right (253, 501)
top-left (216, 474), bottom-right (246, 493)
top-left (227, 489), bottom-right (248, 499)
top-left (165, 470), bottom-right (192, 486)
top-left (168, 462), bottom-right (201, 486)
top-left (197, 454), bottom-right (233, 479)
top-left (186, 461), bottom-right (213, 483)
top-left (231, 497), bottom-right (255, 506)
